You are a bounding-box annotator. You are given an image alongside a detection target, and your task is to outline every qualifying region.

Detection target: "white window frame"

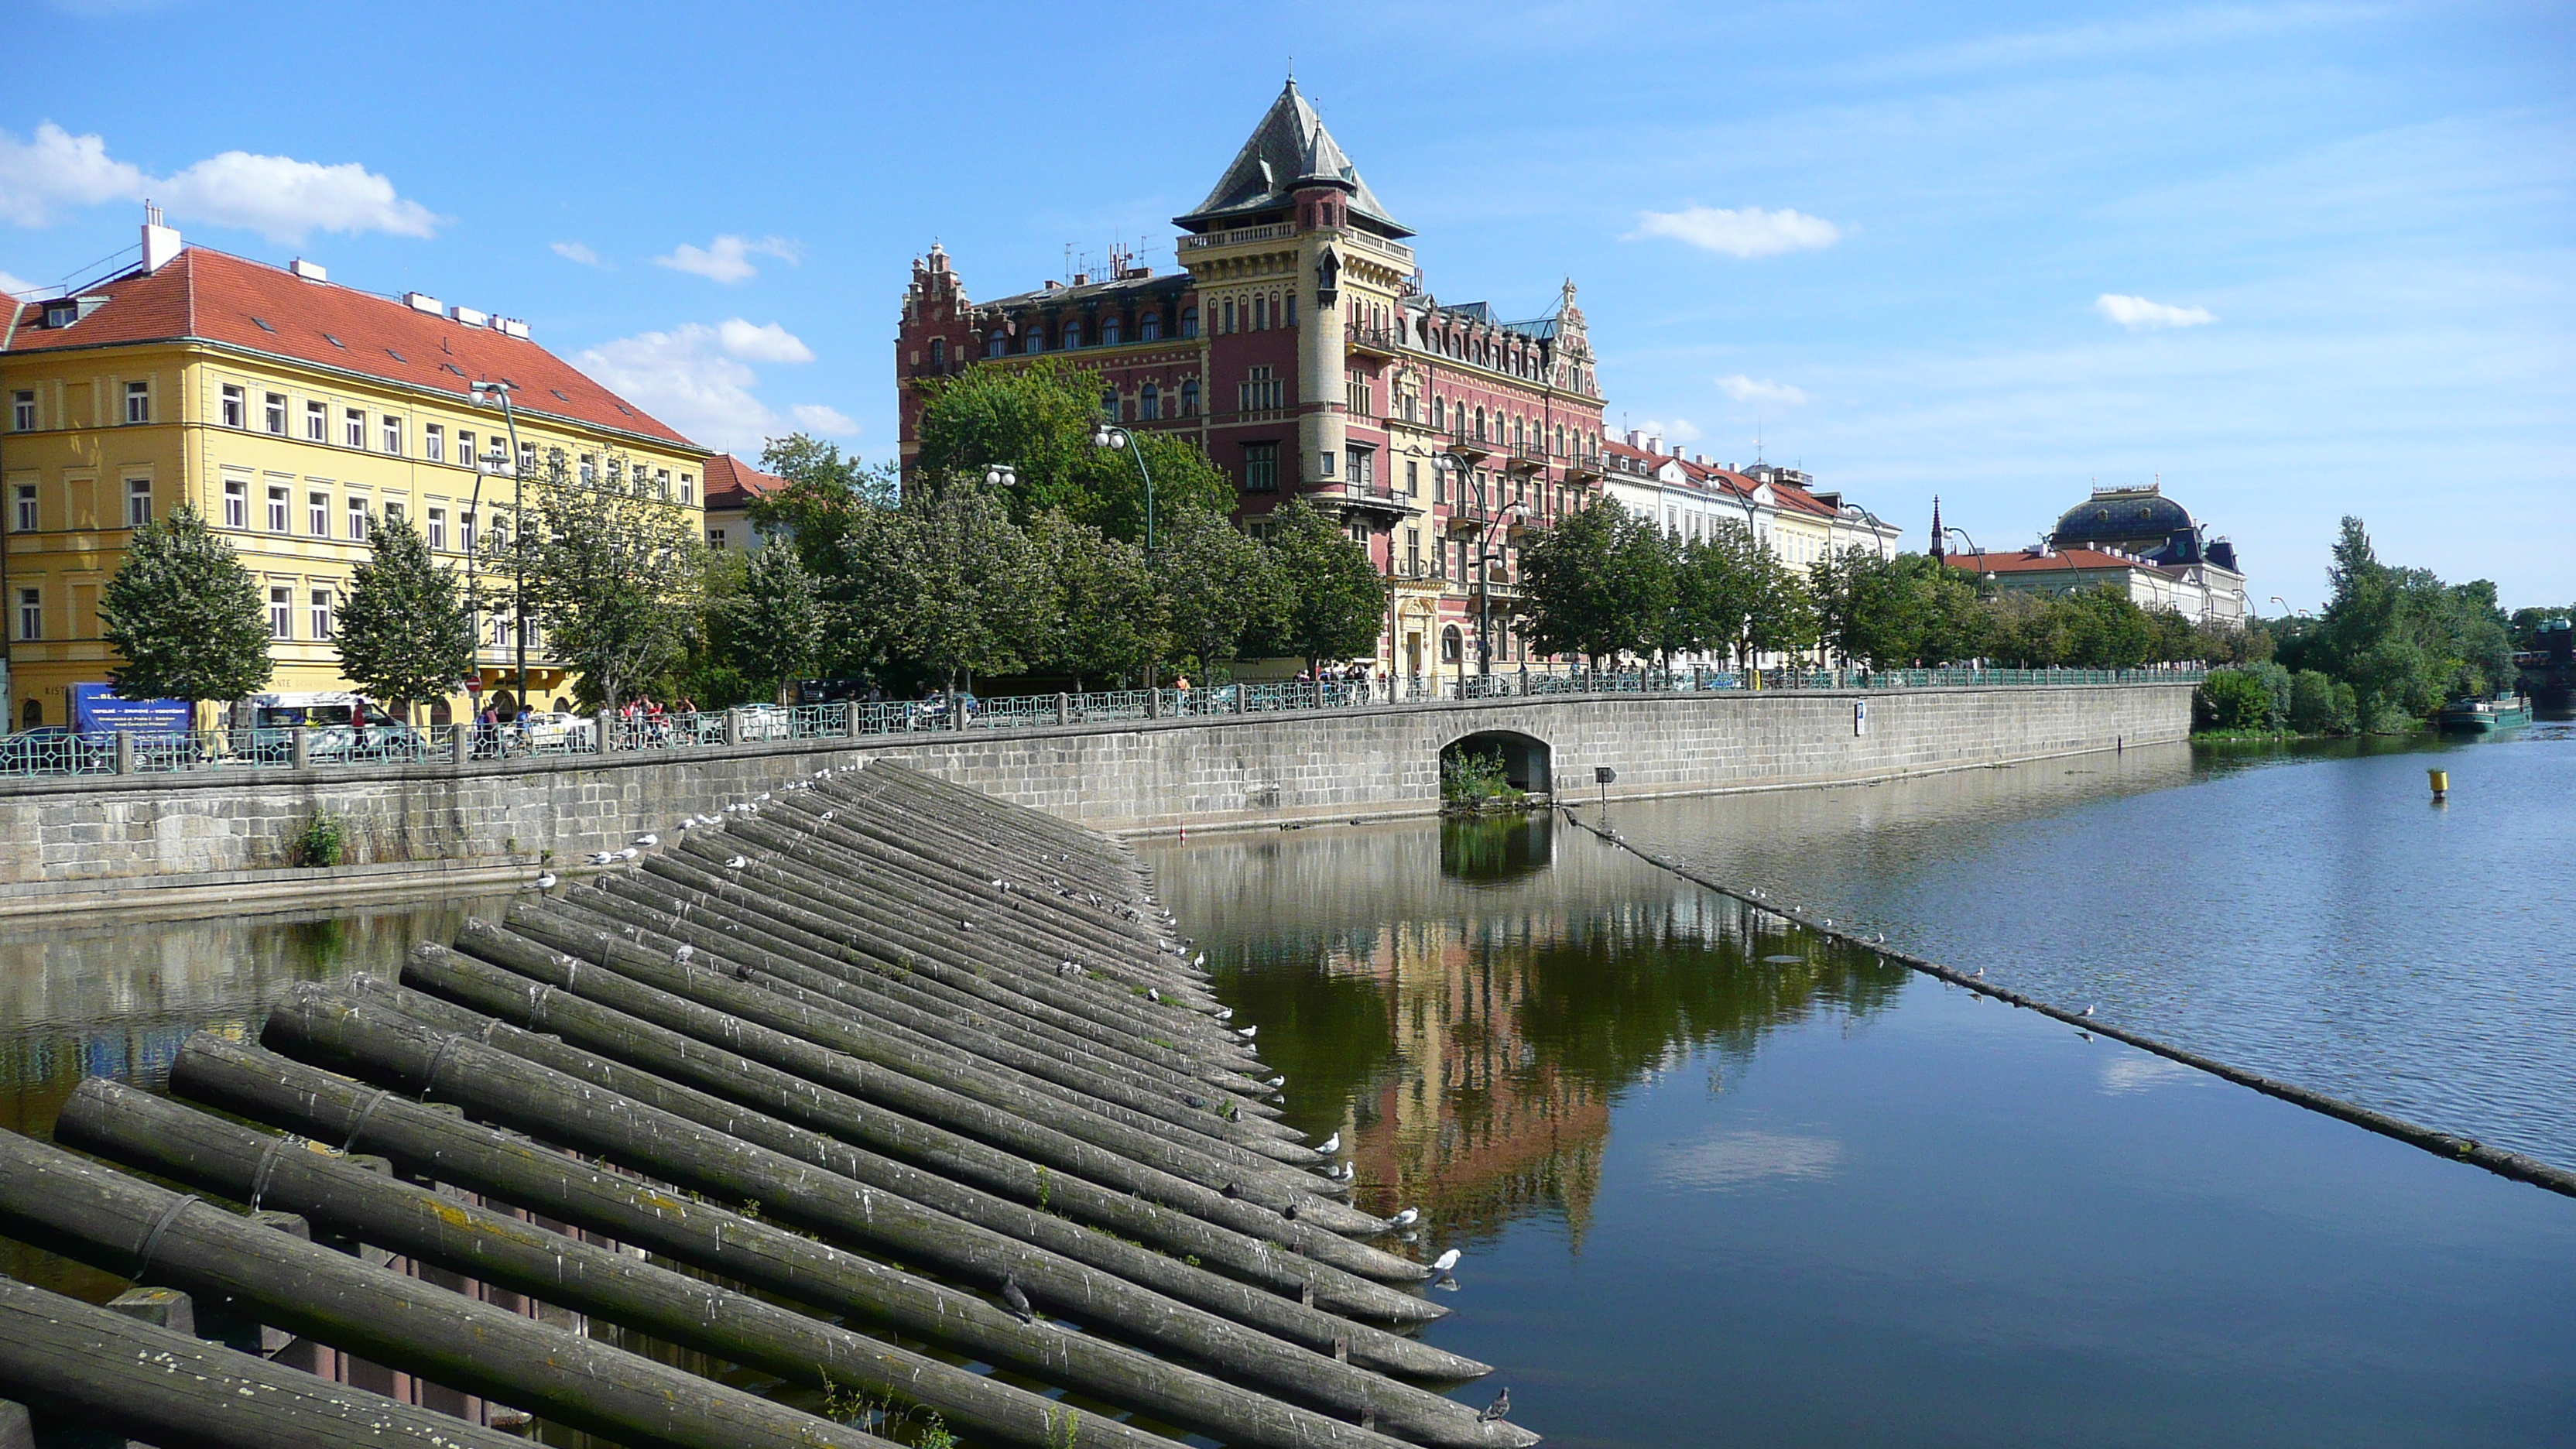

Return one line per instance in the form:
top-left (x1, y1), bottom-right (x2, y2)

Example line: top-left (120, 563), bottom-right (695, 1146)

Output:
top-left (269, 587), bottom-right (293, 640)
top-left (15, 587), bottom-right (39, 642)
top-left (125, 478), bottom-right (152, 529)
top-left (310, 587), bottom-right (335, 641)
top-left (424, 423), bottom-right (444, 463)
top-left (381, 414), bottom-right (402, 455)
top-left (221, 384), bottom-right (246, 428)
top-left (308, 491), bottom-right (330, 536)
top-left (267, 485), bottom-right (289, 533)
top-left (343, 408), bottom-right (365, 448)
top-left (124, 380), bottom-right (151, 424)
top-left (265, 392), bottom-right (288, 435)
top-left (427, 507), bottom-right (447, 551)
top-left (12, 483), bottom-right (34, 533)
top-left (306, 401), bottom-right (327, 441)
top-left (9, 390), bottom-right (33, 432)
top-left (347, 495), bottom-right (369, 541)
top-left (224, 478), bottom-right (247, 529)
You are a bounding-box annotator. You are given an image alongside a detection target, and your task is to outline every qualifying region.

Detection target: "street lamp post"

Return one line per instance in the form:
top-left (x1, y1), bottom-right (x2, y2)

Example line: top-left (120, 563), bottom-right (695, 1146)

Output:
top-left (470, 381), bottom-right (528, 715)
top-left (1089, 425), bottom-right (1153, 554)
top-left (1942, 525), bottom-right (1982, 560)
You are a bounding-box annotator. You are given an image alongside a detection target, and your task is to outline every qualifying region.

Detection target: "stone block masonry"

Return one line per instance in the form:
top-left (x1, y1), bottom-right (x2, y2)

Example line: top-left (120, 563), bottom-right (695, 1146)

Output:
top-left (0, 684), bottom-right (2191, 912)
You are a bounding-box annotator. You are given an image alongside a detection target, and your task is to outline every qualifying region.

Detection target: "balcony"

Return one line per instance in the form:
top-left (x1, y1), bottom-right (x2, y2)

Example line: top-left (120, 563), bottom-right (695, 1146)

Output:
top-left (1347, 323), bottom-right (1403, 358)
top-left (1505, 443), bottom-right (1549, 474)
top-left (1342, 229), bottom-right (1417, 270)
top-left (1180, 223), bottom-right (1297, 252)
top-left (1336, 480), bottom-right (1420, 522)
top-left (1564, 451), bottom-right (1604, 483)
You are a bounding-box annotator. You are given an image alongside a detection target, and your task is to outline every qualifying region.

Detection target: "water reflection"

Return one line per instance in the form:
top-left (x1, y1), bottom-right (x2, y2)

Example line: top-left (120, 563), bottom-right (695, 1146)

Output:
top-left (1155, 820), bottom-right (1908, 1250)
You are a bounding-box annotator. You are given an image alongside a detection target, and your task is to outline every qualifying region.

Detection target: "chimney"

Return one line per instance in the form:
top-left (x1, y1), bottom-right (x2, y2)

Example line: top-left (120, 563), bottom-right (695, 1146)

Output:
top-left (141, 204), bottom-right (181, 272)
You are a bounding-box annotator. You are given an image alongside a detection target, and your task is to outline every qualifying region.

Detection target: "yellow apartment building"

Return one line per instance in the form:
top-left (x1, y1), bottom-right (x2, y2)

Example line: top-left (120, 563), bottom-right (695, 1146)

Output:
top-left (2, 220), bottom-right (708, 731)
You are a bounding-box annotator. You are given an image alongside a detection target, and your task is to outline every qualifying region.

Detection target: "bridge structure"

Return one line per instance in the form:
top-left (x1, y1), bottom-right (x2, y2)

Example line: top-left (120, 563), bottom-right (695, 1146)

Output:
top-left (0, 673), bottom-right (2197, 915)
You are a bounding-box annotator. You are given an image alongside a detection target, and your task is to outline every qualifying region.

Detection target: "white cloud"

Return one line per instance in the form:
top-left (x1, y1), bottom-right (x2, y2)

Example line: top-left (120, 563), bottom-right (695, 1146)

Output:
top-left (716, 317), bottom-right (815, 363)
top-left (1630, 204), bottom-right (1841, 259)
top-left (656, 234), bottom-right (800, 285)
top-left (552, 241), bottom-right (602, 267)
top-left (790, 404), bottom-right (859, 435)
top-left (0, 122), bottom-right (437, 242)
top-left (1718, 375), bottom-right (1812, 405)
top-left (1634, 417), bottom-right (1703, 444)
top-left (0, 269), bottom-right (39, 300)
top-left (577, 320), bottom-right (818, 455)
top-left (2094, 293), bottom-right (2218, 331)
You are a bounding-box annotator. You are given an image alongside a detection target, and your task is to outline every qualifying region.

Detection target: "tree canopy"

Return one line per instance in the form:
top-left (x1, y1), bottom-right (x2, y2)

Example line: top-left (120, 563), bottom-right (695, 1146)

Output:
top-left (335, 512), bottom-right (475, 718)
top-left (1255, 498), bottom-right (1388, 674)
top-left (909, 358), bottom-right (1232, 542)
top-left (98, 502), bottom-right (273, 713)
top-left (520, 450), bottom-right (707, 709)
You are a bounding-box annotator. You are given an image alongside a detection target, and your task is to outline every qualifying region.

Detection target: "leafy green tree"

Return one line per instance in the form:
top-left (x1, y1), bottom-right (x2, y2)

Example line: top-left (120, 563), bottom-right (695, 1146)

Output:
top-left (334, 512), bottom-right (475, 721)
top-left (909, 358), bottom-right (1231, 543)
top-left (752, 433), bottom-right (898, 574)
top-left (2287, 668), bottom-right (2352, 734)
top-left (2194, 668), bottom-right (2276, 731)
top-left (519, 450), bottom-right (707, 709)
top-left (727, 541), bottom-right (828, 701)
top-left (1258, 498), bottom-right (1388, 676)
top-left (2307, 516), bottom-right (2514, 725)
top-left (842, 483), bottom-right (1056, 693)
top-left (1673, 525), bottom-right (1766, 669)
top-left (1030, 510), bottom-right (1163, 691)
top-left (667, 549), bottom-right (758, 710)
top-left (1157, 505), bottom-right (1284, 679)
top-left (1519, 501), bottom-right (1669, 666)
top-left (98, 502), bottom-right (272, 721)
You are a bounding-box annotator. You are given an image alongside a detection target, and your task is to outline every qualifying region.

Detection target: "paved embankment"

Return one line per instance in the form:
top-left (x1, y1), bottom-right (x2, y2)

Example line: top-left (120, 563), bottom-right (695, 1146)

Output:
top-left (0, 761), bottom-right (1530, 1447)
top-left (0, 682), bottom-right (2191, 913)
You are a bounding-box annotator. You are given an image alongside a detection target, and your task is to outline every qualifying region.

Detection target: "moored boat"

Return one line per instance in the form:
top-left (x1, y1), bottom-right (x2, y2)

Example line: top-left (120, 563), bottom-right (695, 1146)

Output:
top-left (2436, 692), bottom-right (2533, 732)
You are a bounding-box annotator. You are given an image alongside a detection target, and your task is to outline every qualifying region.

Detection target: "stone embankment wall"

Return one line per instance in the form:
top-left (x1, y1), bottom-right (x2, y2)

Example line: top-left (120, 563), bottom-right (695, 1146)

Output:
top-left (0, 684), bottom-right (2191, 912)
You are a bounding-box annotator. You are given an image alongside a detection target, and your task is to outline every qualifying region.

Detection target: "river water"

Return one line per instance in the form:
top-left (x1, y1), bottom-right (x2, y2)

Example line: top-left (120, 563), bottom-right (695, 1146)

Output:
top-left (1140, 724), bottom-right (2576, 1447)
top-left (2, 730), bottom-right (2570, 1444)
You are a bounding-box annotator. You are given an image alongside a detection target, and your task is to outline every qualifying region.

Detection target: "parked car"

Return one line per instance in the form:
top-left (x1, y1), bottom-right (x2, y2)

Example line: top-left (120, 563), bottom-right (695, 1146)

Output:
top-left (512, 711), bottom-right (598, 753)
top-left (909, 692), bottom-right (981, 725)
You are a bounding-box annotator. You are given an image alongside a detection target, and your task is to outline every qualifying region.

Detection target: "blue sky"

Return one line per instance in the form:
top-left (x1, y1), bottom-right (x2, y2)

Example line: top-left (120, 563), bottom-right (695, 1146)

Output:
top-left (5, 1), bottom-right (2567, 610)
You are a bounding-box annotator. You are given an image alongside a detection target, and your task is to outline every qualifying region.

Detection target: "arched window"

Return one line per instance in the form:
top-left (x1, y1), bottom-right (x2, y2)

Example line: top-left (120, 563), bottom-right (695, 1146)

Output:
top-left (19, 698), bottom-right (39, 728)
top-left (1221, 299), bottom-right (1235, 333)
top-left (1101, 389), bottom-right (1118, 419)
top-left (1252, 295), bottom-right (1266, 330)
top-left (1180, 307), bottom-right (1197, 337)
top-left (987, 331), bottom-right (1006, 358)
top-left (1140, 383), bottom-right (1160, 420)
top-left (1139, 311), bottom-right (1160, 341)
top-left (1026, 330), bottom-right (1043, 355)
top-left (1101, 317), bottom-right (1121, 345)
top-left (1432, 396), bottom-right (1445, 430)
top-left (1442, 625), bottom-right (1462, 664)
top-left (1475, 407), bottom-right (1487, 442)
top-left (1284, 293), bottom-right (1295, 325)
top-left (929, 337), bottom-right (946, 367)
top-left (1180, 379), bottom-right (1199, 416)
top-left (1061, 320), bottom-right (1082, 349)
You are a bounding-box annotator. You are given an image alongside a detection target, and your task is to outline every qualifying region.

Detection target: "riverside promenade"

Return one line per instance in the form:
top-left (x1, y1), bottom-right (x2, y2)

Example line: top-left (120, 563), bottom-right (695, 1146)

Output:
top-left (0, 671), bottom-right (2195, 916)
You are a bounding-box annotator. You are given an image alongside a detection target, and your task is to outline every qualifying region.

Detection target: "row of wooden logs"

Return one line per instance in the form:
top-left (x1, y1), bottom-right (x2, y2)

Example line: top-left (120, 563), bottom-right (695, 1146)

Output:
top-left (0, 760), bottom-right (1533, 1449)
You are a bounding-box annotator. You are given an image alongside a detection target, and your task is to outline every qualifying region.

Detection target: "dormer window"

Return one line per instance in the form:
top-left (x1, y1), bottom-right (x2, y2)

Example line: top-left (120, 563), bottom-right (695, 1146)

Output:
top-left (44, 303), bottom-right (76, 328)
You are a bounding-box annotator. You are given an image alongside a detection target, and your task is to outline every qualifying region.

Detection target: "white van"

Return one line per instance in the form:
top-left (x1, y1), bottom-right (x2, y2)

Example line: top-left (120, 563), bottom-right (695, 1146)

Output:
top-left (251, 691), bottom-right (402, 731)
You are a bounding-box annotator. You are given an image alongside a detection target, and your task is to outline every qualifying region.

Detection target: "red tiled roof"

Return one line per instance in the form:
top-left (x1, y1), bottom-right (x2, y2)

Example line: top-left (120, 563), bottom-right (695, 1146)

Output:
top-left (1944, 548), bottom-right (2158, 574)
top-left (703, 454), bottom-right (785, 510)
top-left (0, 247), bottom-right (700, 450)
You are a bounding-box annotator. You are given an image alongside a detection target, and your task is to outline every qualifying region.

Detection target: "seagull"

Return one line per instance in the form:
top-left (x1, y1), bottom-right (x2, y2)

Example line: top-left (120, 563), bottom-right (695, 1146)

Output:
top-left (2078, 1004), bottom-right (2096, 1019)
top-left (1330, 1163), bottom-right (1354, 1183)
top-left (587, 851), bottom-right (615, 866)
top-left (678, 818), bottom-right (696, 831)
top-left (1147, 988), bottom-right (1163, 1004)
top-left (613, 847), bottom-right (639, 861)
top-left (634, 834), bottom-right (658, 848)
top-left (534, 872), bottom-right (557, 891)
top-left (1388, 1208), bottom-right (1420, 1228)
top-left (1236, 1026), bottom-right (1258, 1040)
top-left (1316, 1132), bottom-right (1341, 1156)
top-left (1478, 1388), bottom-right (1511, 1423)
top-left (1214, 1008), bottom-right (1234, 1022)
top-left (1000, 1277), bottom-right (1035, 1324)
top-left (673, 944), bottom-right (694, 965)
top-left (1266, 1077), bottom-right (1285, 1090)
top-left (1968, 967), bottom-right (1985, 979)
top-left (1431, 1248), bottom-right (1461, 1274)
top-left (1057, 960), bottom-right (1074, 977)
top-left (724, 856), bottom-right (748, 870)
top-left (1874, 932), bottom-right (1887, 944)
top-left (1194, 952), bottom-right (1208, 968)
top-left (959, 919), bottom-right (975, 932)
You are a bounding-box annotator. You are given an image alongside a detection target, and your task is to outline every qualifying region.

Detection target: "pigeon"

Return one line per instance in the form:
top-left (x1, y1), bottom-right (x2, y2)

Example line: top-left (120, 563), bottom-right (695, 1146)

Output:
top-left (1388, 1208), bottom-right (1420, 1228)
top-left (724, 856), bottom-right (748, 869)
top-left (732, 962), bottom-right (753, 981)
top-left (635, 834), bottom-right (658, 848)
top-left (999, 1276), bottom-right (1035, 1324)
top-left (1431, 1249), bottom-right (1461, 1274)
top-left (1478, 1389), bottom-right (1511, 1423)
top-left (1280, 1202), bottom-right (1300, 1222)
top-left (673, 944), bottom-right (695, 965)
top-left (1222, 1183), bottom-right (1243, 1200)
top-left (1316, 1132), bottom-right (1341, 1156)
top-left (534, 872), bottom-right (557, 891)
top-left (959, 919), bottom-right (975, 933)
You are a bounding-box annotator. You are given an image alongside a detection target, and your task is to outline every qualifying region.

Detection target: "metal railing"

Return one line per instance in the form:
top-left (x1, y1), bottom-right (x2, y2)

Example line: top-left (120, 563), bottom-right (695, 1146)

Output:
top-left (0, 667), bottom-right (2208, 783)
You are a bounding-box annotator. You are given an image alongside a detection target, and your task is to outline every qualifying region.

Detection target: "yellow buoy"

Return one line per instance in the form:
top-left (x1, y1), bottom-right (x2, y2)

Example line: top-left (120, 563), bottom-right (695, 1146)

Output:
top-left (2428, 768), bottom-right (2449, 800)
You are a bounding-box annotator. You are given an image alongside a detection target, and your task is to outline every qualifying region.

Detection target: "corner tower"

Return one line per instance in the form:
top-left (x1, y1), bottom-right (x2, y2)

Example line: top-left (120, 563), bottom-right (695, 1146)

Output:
top-left (1174, 78), bottom-right (1416, 509)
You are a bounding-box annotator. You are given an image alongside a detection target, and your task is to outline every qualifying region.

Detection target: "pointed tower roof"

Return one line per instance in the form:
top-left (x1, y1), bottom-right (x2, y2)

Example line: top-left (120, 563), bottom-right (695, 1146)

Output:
top-left (1176, 78), bottom-right (1411, 238)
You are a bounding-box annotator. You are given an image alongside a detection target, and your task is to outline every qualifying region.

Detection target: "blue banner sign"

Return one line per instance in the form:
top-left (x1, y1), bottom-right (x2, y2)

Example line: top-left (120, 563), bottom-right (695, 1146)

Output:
top-left (70, 683), bottom-right (191, 735)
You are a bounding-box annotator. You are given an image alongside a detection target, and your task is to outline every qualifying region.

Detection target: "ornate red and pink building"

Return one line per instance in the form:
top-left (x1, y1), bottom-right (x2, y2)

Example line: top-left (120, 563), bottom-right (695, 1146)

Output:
top-left (896, 79), bottom-right (1612, 681)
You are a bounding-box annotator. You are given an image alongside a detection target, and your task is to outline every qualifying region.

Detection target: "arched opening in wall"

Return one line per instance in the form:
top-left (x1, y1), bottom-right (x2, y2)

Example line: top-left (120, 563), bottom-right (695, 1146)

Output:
top-left (1441, 729), bottom-right (1553, 797)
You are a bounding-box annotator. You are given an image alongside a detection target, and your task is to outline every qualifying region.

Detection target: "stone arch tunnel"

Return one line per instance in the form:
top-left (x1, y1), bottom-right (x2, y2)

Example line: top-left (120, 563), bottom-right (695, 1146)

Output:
top-left (1441, 729), bottom-right (1553, 796)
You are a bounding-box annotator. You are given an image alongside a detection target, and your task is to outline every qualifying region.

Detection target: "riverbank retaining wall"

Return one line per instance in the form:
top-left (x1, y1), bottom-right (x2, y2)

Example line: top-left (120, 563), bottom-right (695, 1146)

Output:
top-left (0, 683), bottom-right (2192, 914)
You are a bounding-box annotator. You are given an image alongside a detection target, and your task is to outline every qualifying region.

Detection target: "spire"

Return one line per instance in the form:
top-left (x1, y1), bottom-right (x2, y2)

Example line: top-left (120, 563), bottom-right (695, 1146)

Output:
top-left (1930, 497), bottom-right (1946, 558)
top-left (1174, 80), bottom-right (1410, 237)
